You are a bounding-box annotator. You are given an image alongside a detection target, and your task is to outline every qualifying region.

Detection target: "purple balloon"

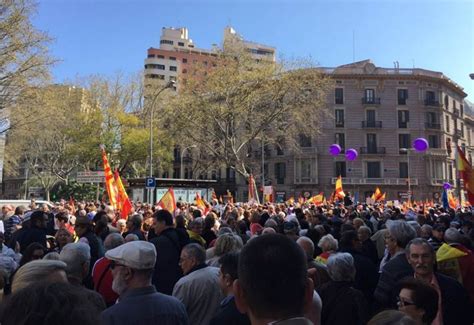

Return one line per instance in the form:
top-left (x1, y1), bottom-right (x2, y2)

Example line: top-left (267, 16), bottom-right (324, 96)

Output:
top-left (413, 138), bottom-right (429, 152)
top-left (345, 148), bottom-right (358, 161)
top-left (443, 182), bottom-right (452, 190)
top-left (329, 144), bottom-right (342, 156)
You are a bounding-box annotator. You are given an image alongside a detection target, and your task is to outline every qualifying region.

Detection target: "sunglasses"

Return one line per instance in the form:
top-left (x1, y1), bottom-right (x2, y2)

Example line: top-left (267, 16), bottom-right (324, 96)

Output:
top-left (109, 260), bottom-right (127, 270)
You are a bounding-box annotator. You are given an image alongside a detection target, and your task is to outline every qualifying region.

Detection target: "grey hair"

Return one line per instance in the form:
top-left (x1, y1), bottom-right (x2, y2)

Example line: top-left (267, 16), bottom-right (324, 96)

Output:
top-left (43, 252), bottom-right (60, 260)
top-left (407, 221), bottom-right (421, 237)
top-left (183, 243), bottom-right (206, 264)
top-left (125, 234), bottom-right (139, 242)
top-left (59, 243), bottom-right (91, 278)
top-left (296, 236), bottom-right (315, 259)
top-left (12, 260), bottom-right (67, 293)
top-left (386, 220), bottom-right (416, 249)
top-left (358, 226), bottom-right (372, 236)
top-left (405, 238), bottom-right (434, 256)
top-left (327, 252), bottom-right (356, 282)
top-left (188, 217), bottom-right (204, 230)
top-left (104, 233), bottom-right (124, 251)
top-left (420, 224), bottom-right (433, 235)
top-left (318, 234), bottom-right (338, 251)
top-left (214, 234), bottom-right (243, 256)
top-left (444, 228), bottom-right (464, 244)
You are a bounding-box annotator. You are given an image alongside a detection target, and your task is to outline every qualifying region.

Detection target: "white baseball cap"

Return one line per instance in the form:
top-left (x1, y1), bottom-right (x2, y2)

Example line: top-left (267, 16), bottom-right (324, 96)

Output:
top-left (105, 241), bottom-right (156, 270)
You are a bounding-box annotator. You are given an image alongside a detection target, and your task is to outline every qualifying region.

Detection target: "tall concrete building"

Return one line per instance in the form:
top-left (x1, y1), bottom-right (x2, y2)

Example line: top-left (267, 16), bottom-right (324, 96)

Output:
top-left (239, 60), bottom-right (470, 202)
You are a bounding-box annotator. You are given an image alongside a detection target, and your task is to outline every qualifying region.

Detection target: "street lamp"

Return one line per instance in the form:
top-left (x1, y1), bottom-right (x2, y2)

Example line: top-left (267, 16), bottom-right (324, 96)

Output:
top-left (180, 145), bottom-right (196, 179)
top-left (400, 148), bottom-right (412, 201)
top-left (148, 80), bottom-right (175, 203)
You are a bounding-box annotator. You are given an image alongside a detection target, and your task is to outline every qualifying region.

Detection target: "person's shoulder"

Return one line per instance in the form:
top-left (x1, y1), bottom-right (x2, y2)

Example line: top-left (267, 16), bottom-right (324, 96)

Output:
top-left (436, 272), bottom-right (466, 292)
top-left (154, 291), bottom-right (186, 309)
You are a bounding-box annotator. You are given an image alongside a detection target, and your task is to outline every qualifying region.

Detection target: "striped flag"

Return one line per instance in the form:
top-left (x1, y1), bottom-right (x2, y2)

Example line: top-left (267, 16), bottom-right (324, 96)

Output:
top-left (114, 169), bottom-right (132, 219)
top-left (457, 146), bottom-right (474, 205)
top-left (335, 176), bottom-right (346, 199)
top-left (248, 174), bottom-right (260, 204)
top-left (157, 187), bottom-right (176, 212)
top-left (100, 145), bottom-right (118, 209)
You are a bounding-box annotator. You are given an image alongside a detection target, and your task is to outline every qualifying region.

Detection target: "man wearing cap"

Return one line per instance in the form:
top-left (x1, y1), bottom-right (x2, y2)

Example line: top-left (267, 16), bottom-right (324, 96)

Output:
top-left (101, 241), bottom-right (188, 325)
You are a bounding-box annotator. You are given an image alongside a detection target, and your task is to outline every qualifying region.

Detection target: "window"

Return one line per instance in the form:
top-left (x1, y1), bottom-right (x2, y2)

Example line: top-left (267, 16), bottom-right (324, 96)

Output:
top-left (147, 54), bottom-right (156, 58)
top-left (157, 64), bottom-right (165, 70)
top-left (157, 55), bottom-right (165, 59)
top-left (448, 163), bottom-right (454, 181)
top-left (461, 122), bottom-right (465, 137)
top-left (335, 109), bottom-right (344, 127)
top-left (295, 159), bottom-right (312, 183)
top-left (335, 161), bottom-right (346, 177)
top-left (169, 57), bottom-right (176, 61)
top-left (399, 134), bottom-right (410, 150)
top-left (225, 167), bottom-right (235, 181)
top-left (335, 88), bottom-right (344, 104)
top-left (182, 58), bottom-right (188, 63)
top-left (444, 95), bottom-right (449, 109)
top-left (160, 39), bottom-right (173, 45)
top-left (173, 168), bottom-right (179, 179)
top-left (169, 66), bottom-right (177, 71)
top-left (365, 89), bottom-right (375, 102)
top-left (275, 163), bottom-right (286, 184)
top-left (182, 69), bottom-right (187, 74)
top-left (366, 110), bottom-right (376, 123)
top-left (335, 133), bottom-right (345, 149)
top-left (461, 104), bottom-right (464, 117)
top-left (398, 89), bottom-right (408, 105)
top-left (367, 134), bottom-right (377, 153)
top-left (276, 140), bottom-right (284, 156)
top-left (399, 162), bottom-right (408, 178)
top-left (426, 91), bottom-right (436, 102)
top-left (398, 110), bottom-right (409, 128)
top-left (428, 135), bottom-right (440, 148)
top-left (367, 162), bottom-right (381, 178)
top-left (178, 42), bottom-right (185, 46)
top-left (445, 115), bottom-right (450, 132)
top-left (299, 134), bottom-right (312, 147)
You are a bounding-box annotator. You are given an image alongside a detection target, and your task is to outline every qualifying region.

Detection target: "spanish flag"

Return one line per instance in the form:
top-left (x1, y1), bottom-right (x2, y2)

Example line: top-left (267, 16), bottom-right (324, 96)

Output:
top-left (335, 176), bottom-right (346, 199)
top-left (309, 193), bottom-right (324, 205)
top-left (100, 145), bottom-right (118, 209)
top-left (114, 169), bottom-right (132, 219)
top-left (157, 187), bottom-right (176, 212)
top-left (457, 146), bottom-right (474, 205)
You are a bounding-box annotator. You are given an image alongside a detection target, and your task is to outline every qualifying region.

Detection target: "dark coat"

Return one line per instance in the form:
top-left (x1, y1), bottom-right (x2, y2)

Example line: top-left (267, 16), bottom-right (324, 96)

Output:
top-left (319, 281), bottom-right (369, 325)
top-left (17, 226), bottom-right (47, 254)
top-left (209, 296), bottom-right (251, 325)
top-left (436, 272), bottom-right (473, 325)
top-left (150, 228), bottom-right (186, 295)
top-left (374, 253), bottom-right (413, 310)
top-left (340, 247), bottom-right (378, 304)
top-left (359, 238), bottom-right (379, 265)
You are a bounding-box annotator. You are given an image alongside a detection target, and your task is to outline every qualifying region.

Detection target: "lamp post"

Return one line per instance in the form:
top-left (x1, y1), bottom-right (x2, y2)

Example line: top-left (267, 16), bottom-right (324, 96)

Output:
top-left (148, 80), bottom-right (175, 203)
top-left (180, 145), bottom-right (197, 179)
top-left (24, 166), bottom-right (29, 200)
top-left (400, 148), bottom-right (412, 201)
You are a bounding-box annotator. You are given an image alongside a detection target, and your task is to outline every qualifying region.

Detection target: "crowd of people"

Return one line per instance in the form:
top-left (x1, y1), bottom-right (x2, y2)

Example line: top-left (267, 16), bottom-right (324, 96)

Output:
top-left (0, 198), bottom-right (473, 324)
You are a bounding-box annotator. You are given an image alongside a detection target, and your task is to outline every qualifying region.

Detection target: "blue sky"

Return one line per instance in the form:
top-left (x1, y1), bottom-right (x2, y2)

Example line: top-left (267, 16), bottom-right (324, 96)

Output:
top-left (34, 0), bottom-right (474, 100)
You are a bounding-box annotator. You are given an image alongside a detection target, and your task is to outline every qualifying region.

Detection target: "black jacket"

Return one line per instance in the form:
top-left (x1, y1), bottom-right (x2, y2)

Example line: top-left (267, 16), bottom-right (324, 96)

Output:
top-left (436, 272), bottom-right (473, 325)
top-left (17, 226), bottom-right (47, 253)
top-left (374, 253), bottom-right (413, 310)
top-left (319, 281), bottom-right (368, 325)
top-left (150, 228), bottom-right (187, 295)
top-left (209, 296), bottom-right (250, 325)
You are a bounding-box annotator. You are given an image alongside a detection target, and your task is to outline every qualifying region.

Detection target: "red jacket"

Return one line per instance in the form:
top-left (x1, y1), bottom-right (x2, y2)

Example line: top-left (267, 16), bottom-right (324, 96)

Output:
top-left (92, 257), bottom-right (118, 306)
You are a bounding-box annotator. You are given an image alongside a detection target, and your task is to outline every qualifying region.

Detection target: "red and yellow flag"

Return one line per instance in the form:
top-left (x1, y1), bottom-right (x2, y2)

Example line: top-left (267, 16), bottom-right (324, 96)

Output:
top-left (114, 169), bottom-right (132, 219)
top-left (195, 192), bottom-right (209, 215)
top-left (371, 187), bottom-right (385, 202)
top-left (248, 174), bottom-right (260, 204)
top-left (335, 176), bottom-right (346, 199)
top-left (457, 146), bottom-right (474, 205)
top-left (448, 191), bottom-right (459, 210)
top-left (157, 187), bottom-right (176, 212)
top-left (101, 146), bottom-right (118, 209)
top-left (309, 192), bottom-right (324, 205)
top-left (227, 190), bottom-right (234, 204)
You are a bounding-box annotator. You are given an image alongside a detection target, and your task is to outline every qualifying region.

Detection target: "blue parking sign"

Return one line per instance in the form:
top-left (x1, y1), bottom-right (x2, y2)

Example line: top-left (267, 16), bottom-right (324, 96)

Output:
top-left (146, 177), bottom-right (156, 189)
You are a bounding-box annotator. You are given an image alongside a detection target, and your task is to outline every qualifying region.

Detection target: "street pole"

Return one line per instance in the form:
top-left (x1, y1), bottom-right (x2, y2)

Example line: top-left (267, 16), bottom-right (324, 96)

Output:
top-left (261, 136), bottom-right (265, 203)
top-left (24, 166), bottom-right (29, 200)
top-left (148, 80), bottom-right (175, 204)
top-left (180, 145), bottom-right (196, 179)
top-left (407, 149), bottom-right (411, 202)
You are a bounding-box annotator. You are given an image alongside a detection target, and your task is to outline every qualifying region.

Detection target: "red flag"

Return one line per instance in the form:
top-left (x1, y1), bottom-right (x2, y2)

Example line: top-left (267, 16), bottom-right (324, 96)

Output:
top-left (114, 169), bottom-right (132, 219)
top-left (457, 146), bottom-right (474, 205)
top-left (157, 187), bottom-right (176, 212)
top-left (195, 192), bottom-right (210, 215)
top-left (69, 196), bottom-right (76, 215)
top-left (100, 146), bottom-right (118, 209)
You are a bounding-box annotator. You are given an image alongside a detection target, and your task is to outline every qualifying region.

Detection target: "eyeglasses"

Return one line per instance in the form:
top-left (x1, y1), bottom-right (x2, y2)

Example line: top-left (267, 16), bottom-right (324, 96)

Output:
top-left (397, 296), bottom-right (417, 307)
top-left (110, 260), bottom-right (127, 270)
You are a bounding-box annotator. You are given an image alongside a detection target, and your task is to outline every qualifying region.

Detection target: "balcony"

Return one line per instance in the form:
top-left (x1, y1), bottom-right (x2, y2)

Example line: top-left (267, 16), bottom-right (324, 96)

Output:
top-left (425, 122), bottom-right (441, 130)
top-left (430, 178), bottom-right (453, 186)
top-left (454, 109), bottom-right (460, 116)
top-left (360, 147), bottom-right (386, 154)
top-left (362, 97), bottom-right (381, 105)
top-left (335, 121), bottom-right (344, 128)
top-left (362, 121), bottom-right (382, 128)
top-left (424, 99), bottom-right (441, 107)
top-left (331, 177), bottom-right (418, 186)
top-left (456, 129), bottom-right (463, 138)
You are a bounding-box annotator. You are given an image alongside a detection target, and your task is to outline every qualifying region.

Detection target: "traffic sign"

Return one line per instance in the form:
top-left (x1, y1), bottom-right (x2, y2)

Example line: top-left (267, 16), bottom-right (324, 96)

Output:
top-left (76, 171), bottom-right (105, 183)
top-left (145, 177), bottom-right (156, 189)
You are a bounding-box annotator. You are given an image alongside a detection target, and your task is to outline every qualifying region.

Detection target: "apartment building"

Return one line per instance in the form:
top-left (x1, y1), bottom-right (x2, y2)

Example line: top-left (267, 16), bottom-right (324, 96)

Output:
top-left (232, 60), bottom-right (470, 202)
